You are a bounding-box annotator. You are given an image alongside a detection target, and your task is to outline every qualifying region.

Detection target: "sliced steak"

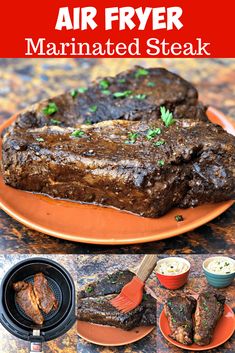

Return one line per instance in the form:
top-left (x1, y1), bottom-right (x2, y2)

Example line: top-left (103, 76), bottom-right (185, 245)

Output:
top-left (77, 270), bottom-right (156, 330)
top-left (2, 118), bottom-right (235, 218)
top-left (194, 292), bottom-right (225, 345)
top-left (12, 66), bottom-right (207, 130)
top-left (164, 295), bottom-right (197, 345)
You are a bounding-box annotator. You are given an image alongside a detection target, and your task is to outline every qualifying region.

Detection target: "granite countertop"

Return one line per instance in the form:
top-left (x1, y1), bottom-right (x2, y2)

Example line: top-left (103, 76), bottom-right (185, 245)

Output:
top-left (0, 254), bottom-right (77, 353)
top-left (76, 254), bottom-right (157, 353)
top-left (0, 58), bottom-right (234, 254)
top-left (155, 254), bottom-right (235, 353)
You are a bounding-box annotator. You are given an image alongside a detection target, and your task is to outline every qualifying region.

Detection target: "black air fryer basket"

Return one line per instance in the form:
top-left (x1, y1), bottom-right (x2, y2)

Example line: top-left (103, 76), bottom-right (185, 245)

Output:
top-left (0, 258), bottom-right (76, 353)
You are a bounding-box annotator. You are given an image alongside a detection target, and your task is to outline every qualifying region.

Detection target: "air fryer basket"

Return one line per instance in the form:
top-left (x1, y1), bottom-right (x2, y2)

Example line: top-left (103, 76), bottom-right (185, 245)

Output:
top-left (0, 258), bottom-right (76, 343)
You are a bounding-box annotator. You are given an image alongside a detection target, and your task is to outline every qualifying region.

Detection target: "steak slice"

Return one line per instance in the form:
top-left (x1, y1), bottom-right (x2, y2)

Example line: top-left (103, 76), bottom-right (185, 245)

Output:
top-left (12, 66), bottom-right (207, 130)
top-left (194, 292), bottom-right (225, 345)
top-left (164, 295), bottom-right (196, 345)
top-left (13, 281), bottom-right (44, 325)
top-left (2, 118), bottom-right (235, 218)
top-left (33, 273), bottom-right (58, 314)
top-left (77, 270), bottom-right (156, 330)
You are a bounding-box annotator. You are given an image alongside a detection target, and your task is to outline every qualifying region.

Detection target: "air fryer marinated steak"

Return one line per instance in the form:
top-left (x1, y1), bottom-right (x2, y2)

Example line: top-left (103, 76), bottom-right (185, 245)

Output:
top-left (164, 295), bottom-right (196, 345)
top-left (12, 66), bottom-right (207, 130)
top-left (77, 270), bottom-right (156, 330)
top-left (34, 273), bottom-right (58, 314)
top-left (2, 117), bottom-right (235, 217)
top-left (13, 281), bottom-right (44, 325)
top-left (194, 292), bottom-right (225, 345)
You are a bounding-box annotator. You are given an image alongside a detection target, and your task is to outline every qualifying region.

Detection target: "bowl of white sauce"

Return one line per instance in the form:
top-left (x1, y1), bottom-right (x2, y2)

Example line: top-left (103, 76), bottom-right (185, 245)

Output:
top-left (203, 256), bottom-right (235, 288)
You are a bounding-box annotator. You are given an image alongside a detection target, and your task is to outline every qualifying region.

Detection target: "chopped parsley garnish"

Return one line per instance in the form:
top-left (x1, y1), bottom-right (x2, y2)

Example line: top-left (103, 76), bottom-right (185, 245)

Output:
top-left (85, 286), bottom-right (93, 293)
top-left (117, 78), bottom-right (126, 83)
top-left (113, 90), bottom-right (132, 99)
top-left (160, 106), bottom-right (176, 127)
top-left (125, 132), bottom-right (139, 144)
top-left (225, 262), bottom-right (229, 266)
top-left (146, 128), bottom-right (161, 140)
top-left (99, 79), bottom-right (110, 89)
top-left (50, 118), bottom-right (61, 125)
top-left (135, 94), bottom-right (147, 100)
top-left (172, 318), bottom-right (176, 323)
top-left (70, 89), bottom-right (78, 98)
top-left (143, 294), bottom-right (148, 301)
top-left (89, 105), bottom-right (97, 112)
top-left (154, 140), bottom-right (165, 147)
top-left (78, 87), bottom-right (88, 93)
top-left (71, 130), bottom-right (85, 138)
top-left (147, 81), bottom-right (156, 87)
top-left (43, 102), bottom-right (58, 116)
top-left (158, 160), bottom-right (165, 167)
top-left (135, 68), bottom-right (149, 78)
top-left (175, 215), bottom-right (184, 222)
top-left (85, 119), bottom-right (92, 125)
top-left (35, 137), bottom-right (44, 142)
top-left (101, 89), bottom-right (111, 95)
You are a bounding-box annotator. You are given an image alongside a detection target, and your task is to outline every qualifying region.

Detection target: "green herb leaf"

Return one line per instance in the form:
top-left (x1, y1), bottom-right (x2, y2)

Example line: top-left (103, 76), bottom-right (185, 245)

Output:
top-left (147, 81), bottom-right (156, 87)
top-left (50, 118), bottom-right (61, 125)
top-left (70, 89), bottom-right (78, 98)
top-left (71, 130), bottom-right (85, 138)
top-left (113, 90), bottom-right (132, 99)
top-left (89, 105), bottom-right (97, 112)
top-left (158, 160), bottom-right (165, 167)
top-left (101, 90), bottom-right (111, 95)
top-left (117, 78), bottom-right (126, 83)
top-left (125, 132), bottom-right (139, 144)
top-left (35, 137), bottom-right (44, 142)
top-left (78, 87), bottom-right (88, 93)
top-left (175, 215), bottom-right (184, 222)
top-left (160, 106), bottom-right (176, 127)
top-left (135, 94), bottom-right (147, 100)
top-left (99, 79), bottom-right (110, 89)
top-left (135, 68), bottom-right (149, 78)
top-left (172, 318), bottom-right (176, 323)
top-left (146, 128), bottom-right (161, 140)
top-left (154, 140), bottom-right (165, 147)
top-left (43, 102), bottom-right (58, 116)
top-left (85, 119), bottom-right (92, 125)
top-left (85, 286), bottom-right (93, 293)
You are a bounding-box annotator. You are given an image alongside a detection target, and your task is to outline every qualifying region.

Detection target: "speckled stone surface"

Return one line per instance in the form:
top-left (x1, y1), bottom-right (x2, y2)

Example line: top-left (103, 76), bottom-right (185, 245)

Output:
top-left (76, 255), bottom-right (157, 353)
top-left (156, 254), bottom-right (235, 353)
top-left (0, 254), bottom-right (77, 353)
top-left (0, 58), bottom-right (234, 254)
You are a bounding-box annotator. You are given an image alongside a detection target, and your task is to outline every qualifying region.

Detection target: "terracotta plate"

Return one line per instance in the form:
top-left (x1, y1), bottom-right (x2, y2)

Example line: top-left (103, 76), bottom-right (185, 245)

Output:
top-left (77, 320), bottom-right (155, 346)
top-left (159, 303), bottom-right (235, 350)
top-left (0, 107), bottom-right (234, 244)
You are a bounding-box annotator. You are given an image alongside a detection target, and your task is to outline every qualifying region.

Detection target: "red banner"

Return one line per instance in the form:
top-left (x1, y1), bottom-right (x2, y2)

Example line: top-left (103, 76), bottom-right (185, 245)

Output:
top-left (0, 0), bottom-right (234, 57)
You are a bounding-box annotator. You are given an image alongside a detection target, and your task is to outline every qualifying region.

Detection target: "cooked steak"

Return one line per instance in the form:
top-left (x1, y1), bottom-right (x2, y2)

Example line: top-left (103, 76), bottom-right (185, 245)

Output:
top-left (12, 66), bottom-right (207, 131)
top-left (77, 270), bottom-right (156, 330)
top-left (2, 117), bottom-right (235, 217)
top-left (33, 273), bottom-right (58, 314)
top-left (194, 292), bottom-right (225, 345)
top-left (164, 295), bottom-right (196, 345)
top-left (13, 281), bottom-right (44, 325)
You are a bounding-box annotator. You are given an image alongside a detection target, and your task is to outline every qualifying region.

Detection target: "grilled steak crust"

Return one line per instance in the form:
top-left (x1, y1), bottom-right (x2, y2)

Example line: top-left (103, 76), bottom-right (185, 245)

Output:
top-left (194, 292), bottom-right (225, 345)
top-left (164, 295), bottom-right (196, 345)
top-left (2, 118), bottom-right (235, 218)
top-left (77, 270), bottom-right (156, 330)
top-left (12, 66), bottom-right (207, 131)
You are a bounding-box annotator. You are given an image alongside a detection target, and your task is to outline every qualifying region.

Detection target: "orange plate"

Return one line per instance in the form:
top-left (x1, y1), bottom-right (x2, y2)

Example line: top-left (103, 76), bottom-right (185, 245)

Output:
top-left (77, 321), bottom-right (155, 346)
top-left (159, 303), bottom-right (235, 350)
top-left (0, 107), bottom-right (234, 245)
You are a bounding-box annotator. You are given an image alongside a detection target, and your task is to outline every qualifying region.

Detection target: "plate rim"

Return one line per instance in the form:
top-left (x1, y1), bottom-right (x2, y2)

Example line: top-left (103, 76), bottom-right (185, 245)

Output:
top-left (0, 107), bottom-right (234, 245)
top-left (159, 303), bottom-right (235, 351)
top-left (76, 320), bottom-right (155, 347)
